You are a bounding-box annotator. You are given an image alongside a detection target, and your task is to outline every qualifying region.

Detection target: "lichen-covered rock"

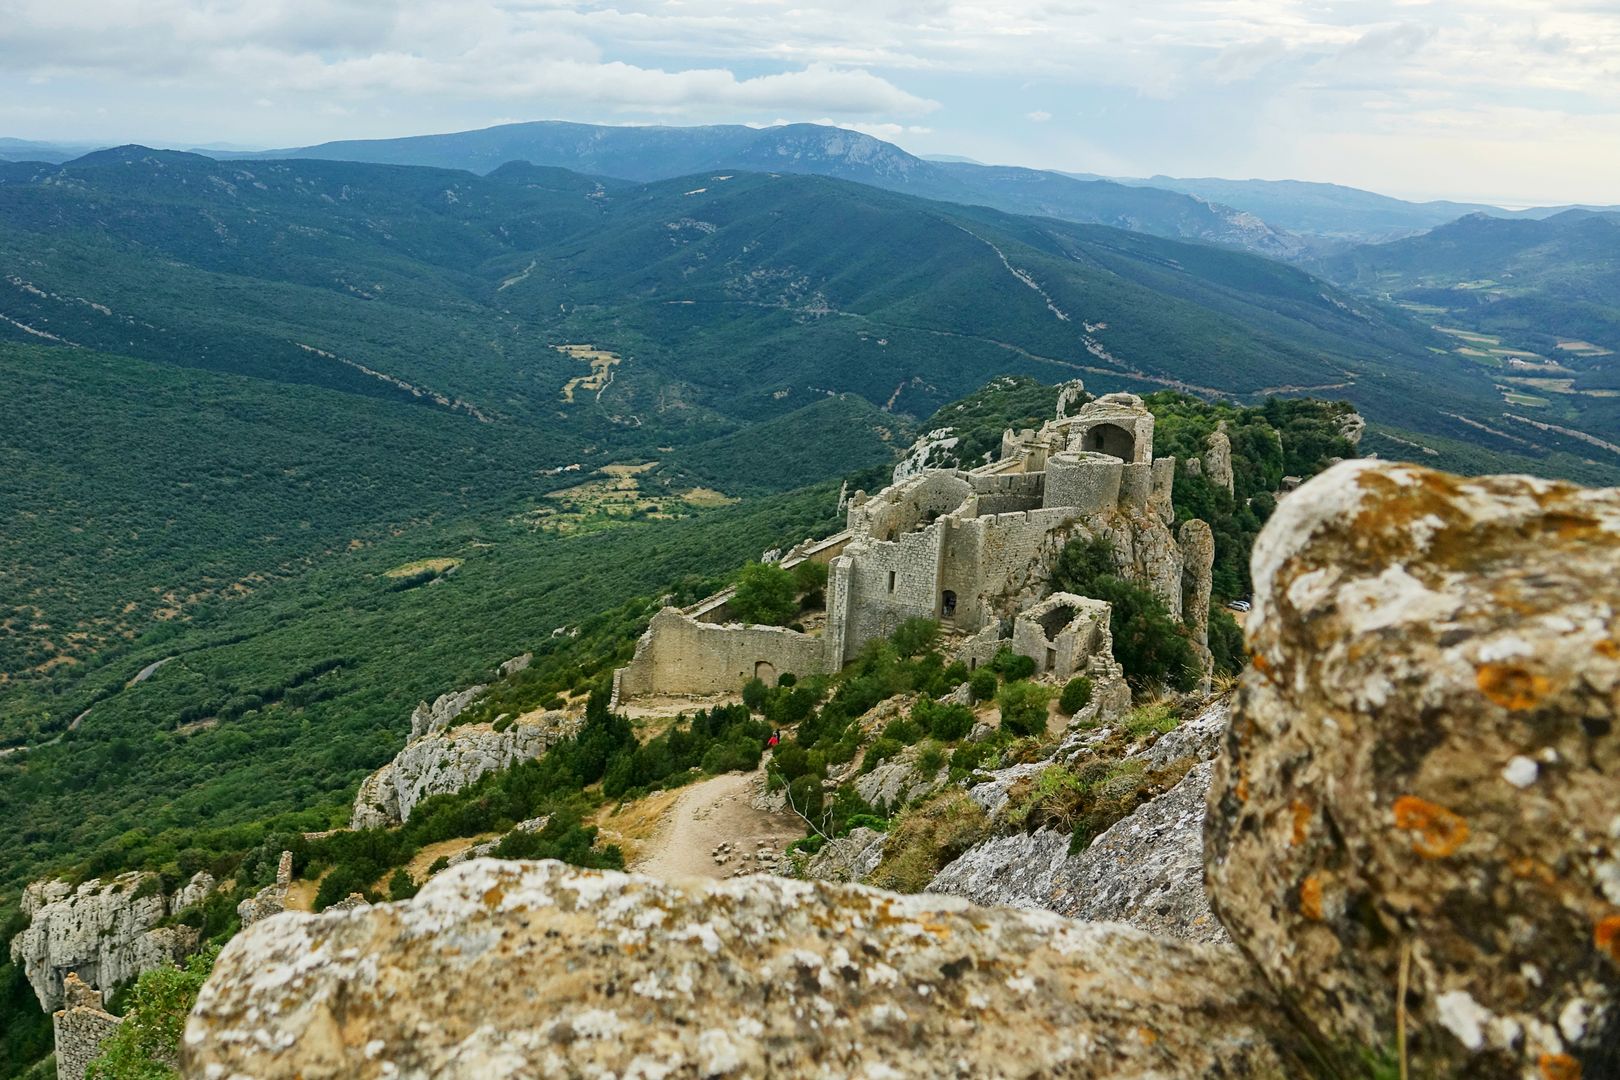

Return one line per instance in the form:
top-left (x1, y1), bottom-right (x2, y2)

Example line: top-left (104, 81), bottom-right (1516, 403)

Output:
top-left (1208, 459), bottom-right (1620, 1077)
top-left (9, 872), bottom-right (201, 1010)
top-left (184, 859), bottom-right (1314, 1079)
top-left (351, 709), bottom-right (578, 829)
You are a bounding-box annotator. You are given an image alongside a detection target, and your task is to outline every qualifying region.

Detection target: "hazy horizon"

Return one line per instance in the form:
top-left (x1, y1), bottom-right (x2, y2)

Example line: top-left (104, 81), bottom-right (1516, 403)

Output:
top-left (3, 1), bottom-right (1617, 208)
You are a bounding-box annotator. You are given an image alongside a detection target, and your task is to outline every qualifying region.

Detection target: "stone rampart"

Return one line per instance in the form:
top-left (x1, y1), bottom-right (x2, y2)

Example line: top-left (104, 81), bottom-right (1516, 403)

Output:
top-left (53, 975), bottom-right (123, 1080)
top-left (615, 607), bottom-right (830, 699)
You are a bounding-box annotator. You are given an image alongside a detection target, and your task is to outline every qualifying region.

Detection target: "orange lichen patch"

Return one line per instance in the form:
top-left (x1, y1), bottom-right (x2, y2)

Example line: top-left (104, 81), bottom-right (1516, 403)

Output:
top-left (1289, 801), bottom-right (1311, 847)
top-left (1596, 639), bottom-right (1620, 660)
top-left (1235, 775), bottom-right (1250, 804)
top-left (1135, 1026), bottom-right (1158, 1045)
top-left (1476, 663), bottom-right (1552, 711)
top-left (1392, 795), bottom-right (1470, 858)
top-left (1510, 858), bottom-right (1558, 886)
top-left (1251, 653), bottom-right (1269, 674)
top-left (1298, 875), bottom-right (1324, 921)
top-left (1539, 1052), bottom-right (1582, 1080)
top-left (482, 885), bottom-right (505, 910)
top-left (1595, 914), bottom-right (1620, 963)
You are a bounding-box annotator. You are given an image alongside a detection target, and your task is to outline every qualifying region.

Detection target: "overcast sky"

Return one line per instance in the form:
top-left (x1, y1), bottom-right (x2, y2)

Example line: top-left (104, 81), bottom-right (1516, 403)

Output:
top-left (2, 0), bottom-right (1616, 206)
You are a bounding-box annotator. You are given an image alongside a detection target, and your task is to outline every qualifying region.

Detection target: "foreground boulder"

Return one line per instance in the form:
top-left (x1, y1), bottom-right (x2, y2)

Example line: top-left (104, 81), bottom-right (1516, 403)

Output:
top-left (1208, 460), bottom-right (1620, 1077)
top-left (184, 859), bottom-right (1313, 1078)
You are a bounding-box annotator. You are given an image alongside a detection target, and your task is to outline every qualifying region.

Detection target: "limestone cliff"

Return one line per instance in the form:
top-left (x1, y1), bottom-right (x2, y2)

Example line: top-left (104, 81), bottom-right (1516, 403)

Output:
top-left (351, 708), bottom-right (580, 829)
top-left (9, 870), bottom-right (211, 1010)
top-left (184, 860), bottom-right (1314, 1078)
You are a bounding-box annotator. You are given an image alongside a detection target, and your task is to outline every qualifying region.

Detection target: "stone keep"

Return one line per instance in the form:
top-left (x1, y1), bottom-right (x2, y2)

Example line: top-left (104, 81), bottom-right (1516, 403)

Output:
top-left (615, 392), bottom-right (1214, 702)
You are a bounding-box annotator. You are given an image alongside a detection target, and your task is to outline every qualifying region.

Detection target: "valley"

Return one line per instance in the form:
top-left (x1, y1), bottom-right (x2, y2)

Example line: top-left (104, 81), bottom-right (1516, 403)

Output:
top-left (1, 141), bottom-right (1617, 1079)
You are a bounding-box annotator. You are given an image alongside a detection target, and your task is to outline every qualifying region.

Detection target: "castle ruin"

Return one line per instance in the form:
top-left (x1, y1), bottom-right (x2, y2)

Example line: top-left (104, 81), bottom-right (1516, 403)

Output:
top-left (614, 391), bottom-right (1213, 702)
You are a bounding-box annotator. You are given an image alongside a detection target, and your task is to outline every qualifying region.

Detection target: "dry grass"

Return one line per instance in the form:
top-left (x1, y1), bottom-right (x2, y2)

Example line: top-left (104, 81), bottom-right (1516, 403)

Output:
top-left (384, 557), bottom-right (461, 579)
top-left (681, 487), bottom-right (739, 508)
top-left (591, 788), bottom-right (684, 866)
top-left (402, 835), bottom-right (498, 884)
top-left (555, 343), bottom-right (622, 402)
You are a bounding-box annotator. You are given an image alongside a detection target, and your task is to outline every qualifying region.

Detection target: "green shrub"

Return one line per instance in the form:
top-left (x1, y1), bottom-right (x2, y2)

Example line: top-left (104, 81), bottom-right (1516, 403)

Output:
top-left (844, 813), bottom-right (890, 833)
top-left (741, 677), bottom-right (769, 712)
top-left (1209, 606), bottom-right (1248, 677)
top-left (387, 868), bottom-right (419, 902)
top-left (997, 681), bottom-right (1052, 738)
top-left (862, 737), bottom-right (903, 773)
top-left (912, 697), bottom-right (975, 741)
top-left (968, 669), bottom-right (998, 703)
top-left (787, 775), bottom-right (824, 820)
top-left (879, 717), bottom-right (924, 745)
top-left (891, 617), bottom-right (940, 658)
top-left (1058, 676), bottom-right (1093, 715)
top-left (86, 946), bottom-right (218, 1080)
top-left (990, 647), bottom-right (1036, 681)
top-left (731, 562), bottom-right (798, 625)
top-left (916, 740), bottom-right (947, 775)
top-left (791, 560), bottom-right (828, 593)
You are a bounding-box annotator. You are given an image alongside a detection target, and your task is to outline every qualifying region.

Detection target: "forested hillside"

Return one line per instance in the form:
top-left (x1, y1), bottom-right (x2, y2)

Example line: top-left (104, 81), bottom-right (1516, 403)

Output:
top-left (1313, 210), bottom-right (1620, 459)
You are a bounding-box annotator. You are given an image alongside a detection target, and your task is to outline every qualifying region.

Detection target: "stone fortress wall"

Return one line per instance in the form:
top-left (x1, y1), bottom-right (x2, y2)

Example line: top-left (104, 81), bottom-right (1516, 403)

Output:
top-left (615, 390), bottom-right (1215, 702)
top-left (52, 974), bottom-right (124, 1080)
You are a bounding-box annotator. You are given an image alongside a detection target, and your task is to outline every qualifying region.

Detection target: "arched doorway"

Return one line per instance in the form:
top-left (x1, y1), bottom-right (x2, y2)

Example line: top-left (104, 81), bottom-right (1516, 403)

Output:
top-left (754, 660), bottom-right (777, 686)
top-left (941, 590), bottom-right (957, 619)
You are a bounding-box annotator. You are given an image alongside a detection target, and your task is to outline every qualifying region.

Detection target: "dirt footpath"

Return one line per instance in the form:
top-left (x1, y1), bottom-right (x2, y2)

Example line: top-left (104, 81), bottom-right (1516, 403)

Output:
top-left (632, 771), bottom-right (802, 880)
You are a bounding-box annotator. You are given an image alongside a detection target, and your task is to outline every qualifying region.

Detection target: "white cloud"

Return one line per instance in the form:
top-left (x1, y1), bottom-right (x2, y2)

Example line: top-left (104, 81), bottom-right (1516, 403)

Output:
top-left (0, 0), bottom-right (1615, 203)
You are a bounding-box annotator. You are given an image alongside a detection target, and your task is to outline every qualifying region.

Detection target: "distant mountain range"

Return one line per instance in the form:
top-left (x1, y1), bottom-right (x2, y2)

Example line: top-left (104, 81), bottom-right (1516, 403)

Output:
top-left (8, 122), bottom-right (1614, 251)
top-left (206, 121), bottom-right (1302, 257)
top-left (1078, 173), bottom-right (1620, 243)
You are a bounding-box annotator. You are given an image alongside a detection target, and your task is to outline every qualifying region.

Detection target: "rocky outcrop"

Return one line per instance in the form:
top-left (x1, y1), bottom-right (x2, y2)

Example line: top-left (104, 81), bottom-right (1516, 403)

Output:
top-left (1208, 459), bottom-right (1620, 1077)
top-left (928, 700), bottom-right (1231, 943)
top-left (497, 653), bottom-right (532, 678)
top-left (9, 871), bottom-right (206, 1010)
top-left (930, 763), bottom-right (1224, 944)
top-left (852, 747), bottom-right (947, 810)
top-left (801, 825), bottom-right (887, 882)
top-left (351, 708), bottom-right (578, 829)
top-left (891, 427), bottom-right (962, 482)
top-left (407, 685), bottom-right (487, 741)
top-left (1202, 427), bottom-right (1234, 496)
top-left (185, 859), bottom-right (1315, 1078)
